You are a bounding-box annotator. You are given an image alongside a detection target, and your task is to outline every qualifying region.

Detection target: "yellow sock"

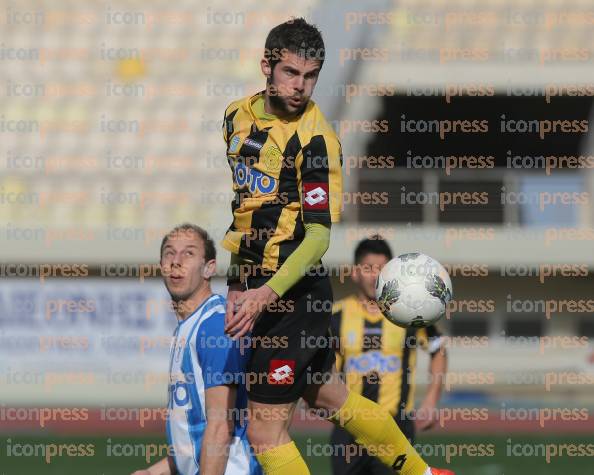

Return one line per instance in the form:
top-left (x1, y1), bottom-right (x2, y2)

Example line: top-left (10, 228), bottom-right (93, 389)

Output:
top-left (255, 441), bottom-right (310, 475)
top-left (328, 391), bottom-right (429, 475)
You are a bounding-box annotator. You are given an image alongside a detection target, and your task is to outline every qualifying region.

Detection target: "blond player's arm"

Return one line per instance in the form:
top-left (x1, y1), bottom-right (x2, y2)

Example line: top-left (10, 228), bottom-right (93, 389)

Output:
top-left (415, 329), bottom-right (447, 432)
top-left (199, 385), bottom-right (237, 475)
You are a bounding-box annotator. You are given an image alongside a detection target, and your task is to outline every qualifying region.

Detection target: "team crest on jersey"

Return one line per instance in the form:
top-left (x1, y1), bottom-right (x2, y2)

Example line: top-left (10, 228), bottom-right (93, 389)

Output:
top-left (263, 145), bottom-right (282, 172)
top-left (234, 161), bottom-right (277, 194)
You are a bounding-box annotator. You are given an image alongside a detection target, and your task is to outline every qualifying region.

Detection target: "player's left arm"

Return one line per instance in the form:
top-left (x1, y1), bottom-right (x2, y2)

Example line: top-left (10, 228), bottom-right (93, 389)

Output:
top-left (415, 326), bottom-right (447, 432)
top-left (225, 133), bottom-right (343, 339)
top-left (200, 385), bottom-right (236, 475)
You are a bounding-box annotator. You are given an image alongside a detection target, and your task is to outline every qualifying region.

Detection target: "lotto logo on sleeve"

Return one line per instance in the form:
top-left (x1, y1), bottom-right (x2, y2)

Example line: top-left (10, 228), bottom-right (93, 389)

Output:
top-left (303, 183), bottom-right (329, 210)
top-left (268, 359), bottom-right (295, 385)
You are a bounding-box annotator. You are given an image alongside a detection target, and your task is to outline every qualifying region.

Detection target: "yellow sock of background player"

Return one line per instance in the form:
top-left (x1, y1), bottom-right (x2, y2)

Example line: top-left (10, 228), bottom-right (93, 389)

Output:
top-left (256, 441), bottom-right (310, 475)
top-left (328, 391), bottom-right (429, 475)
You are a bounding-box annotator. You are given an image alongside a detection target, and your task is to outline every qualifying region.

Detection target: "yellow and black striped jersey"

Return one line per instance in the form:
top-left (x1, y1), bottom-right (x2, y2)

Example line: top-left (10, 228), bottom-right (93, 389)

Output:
top-left (331, 295), bottom-right (443, 417)
top-left (221, 91), bottom-right (343, 272)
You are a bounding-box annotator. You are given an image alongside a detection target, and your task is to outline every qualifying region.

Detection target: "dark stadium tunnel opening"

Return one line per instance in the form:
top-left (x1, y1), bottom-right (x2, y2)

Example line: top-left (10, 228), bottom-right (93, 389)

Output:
top-left (359, 94), bottom-right (594, 224)
top-left (368, 94), bottom-right (594, 164)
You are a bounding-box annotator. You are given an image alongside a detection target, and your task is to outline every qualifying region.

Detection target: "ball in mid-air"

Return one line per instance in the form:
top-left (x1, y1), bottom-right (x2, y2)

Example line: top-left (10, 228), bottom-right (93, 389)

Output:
top-left (375, 252), bottom-right (453, 328)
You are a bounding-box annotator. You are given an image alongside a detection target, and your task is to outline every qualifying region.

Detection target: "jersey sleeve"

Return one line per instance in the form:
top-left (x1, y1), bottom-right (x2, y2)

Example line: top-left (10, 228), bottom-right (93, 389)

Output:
top-left (296, 134), bottom-right (343, 225)
top-left (196, 313), bottom-right (247, 390)
top-left (222, 103), bottom-right (237, 149)
top-left (417, 325), bottom-right (444, 355)
top-left (222, 106), bottom-right (230, 145)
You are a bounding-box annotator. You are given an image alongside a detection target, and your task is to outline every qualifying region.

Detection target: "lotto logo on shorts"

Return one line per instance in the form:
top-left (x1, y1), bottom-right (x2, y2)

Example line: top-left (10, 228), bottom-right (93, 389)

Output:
top-left (303, 183), bottom-right (329, 209)
top-left (268, 359), bottom-right (295, 385)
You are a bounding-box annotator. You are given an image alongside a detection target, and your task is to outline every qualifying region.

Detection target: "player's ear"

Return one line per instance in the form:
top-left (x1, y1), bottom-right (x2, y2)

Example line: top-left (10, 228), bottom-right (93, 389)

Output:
top-left (261, 58), bottom-right (272, 79)
top-left (202, 259), bottom-right (216, 280)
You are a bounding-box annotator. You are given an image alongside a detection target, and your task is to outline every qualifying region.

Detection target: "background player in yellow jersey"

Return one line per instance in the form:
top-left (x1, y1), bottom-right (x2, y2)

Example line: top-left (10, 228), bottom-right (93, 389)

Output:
top-left (331, 237), bottom-right (448, 475)
top-left (222, 17), bottom-right (453, 475)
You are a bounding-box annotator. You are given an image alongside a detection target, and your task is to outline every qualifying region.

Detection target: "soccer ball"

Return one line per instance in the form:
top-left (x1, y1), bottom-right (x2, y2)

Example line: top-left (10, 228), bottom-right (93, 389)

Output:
top-left (375, 252), bottom-right (453, 328)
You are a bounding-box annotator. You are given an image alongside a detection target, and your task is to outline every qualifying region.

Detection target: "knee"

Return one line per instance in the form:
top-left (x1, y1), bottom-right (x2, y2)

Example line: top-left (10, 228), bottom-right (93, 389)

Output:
top-left (247, 419), bottom-right (266, 448)
top-left (247, 418), bottom-right (287, 450)
top-left (304, 384), bottom-right (348, 414)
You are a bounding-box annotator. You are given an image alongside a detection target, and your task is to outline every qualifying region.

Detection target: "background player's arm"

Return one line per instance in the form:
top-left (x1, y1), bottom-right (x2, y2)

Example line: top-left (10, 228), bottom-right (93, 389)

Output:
top-left (415, 327), bottom-right (447, 432)
top-left (330, 306), bottom-right (344, 372)
top-left (200, 385), bottom-right (237, 475)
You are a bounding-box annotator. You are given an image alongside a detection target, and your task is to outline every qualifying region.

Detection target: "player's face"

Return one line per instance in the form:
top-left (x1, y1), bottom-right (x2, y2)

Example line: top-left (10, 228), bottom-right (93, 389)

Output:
top-left (353, 253), bottom-right (390, 300)
top-left (160, 231), bottom-right (212, 302)
top-left (263, 51), bottom-right (321, 117)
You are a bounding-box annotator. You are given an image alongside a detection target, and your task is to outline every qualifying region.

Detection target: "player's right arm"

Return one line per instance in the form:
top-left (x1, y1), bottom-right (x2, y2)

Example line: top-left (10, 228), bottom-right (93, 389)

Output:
top-left (222, 103), bottom-right (247, 327)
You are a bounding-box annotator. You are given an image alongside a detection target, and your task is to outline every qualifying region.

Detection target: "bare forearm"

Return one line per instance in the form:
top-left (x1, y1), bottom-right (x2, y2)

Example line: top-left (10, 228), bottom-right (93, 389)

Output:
top-left (144, 456), bottom-right (176, 475)
top-left (427, 349), bottom-right (447, 402)
top-left (200, 424), bottom-right (233, 475)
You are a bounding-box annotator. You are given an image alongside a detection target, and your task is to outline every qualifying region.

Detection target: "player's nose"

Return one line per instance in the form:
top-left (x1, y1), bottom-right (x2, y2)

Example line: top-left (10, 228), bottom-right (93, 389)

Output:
top-left (171, 253), bottom-right (183, 267)
top-left (293, 75), bottom-right (305, 93)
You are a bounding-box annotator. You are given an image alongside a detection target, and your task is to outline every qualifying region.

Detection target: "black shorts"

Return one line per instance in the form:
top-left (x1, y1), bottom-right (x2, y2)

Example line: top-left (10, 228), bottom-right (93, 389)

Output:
top-left (245, 271), bottom-right (335, 404)
top-left (330, 414), bottom-right (415, 475)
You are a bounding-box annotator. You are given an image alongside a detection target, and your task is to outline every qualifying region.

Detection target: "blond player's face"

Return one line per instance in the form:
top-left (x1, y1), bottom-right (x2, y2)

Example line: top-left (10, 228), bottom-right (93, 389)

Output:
top-left (265, 51), bottom-right (321, 116)
top-left (160, 231), bottom-right (207, 302)
top-left (354, 253), bottom-right (390, 301)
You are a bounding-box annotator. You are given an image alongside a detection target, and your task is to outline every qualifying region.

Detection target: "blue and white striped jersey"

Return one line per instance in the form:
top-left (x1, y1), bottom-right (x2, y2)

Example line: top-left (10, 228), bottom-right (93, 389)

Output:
top-left (166, 293), bottom-right (261, 475)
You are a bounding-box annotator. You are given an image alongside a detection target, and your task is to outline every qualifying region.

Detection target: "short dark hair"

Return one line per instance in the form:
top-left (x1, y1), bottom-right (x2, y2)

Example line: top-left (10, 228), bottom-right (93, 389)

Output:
top-left (264, 17), bottom-right (325, 71)
top-left (354, 235), bottom-right (393, 264)
top-left (160, 223), bottom-right (216, 261)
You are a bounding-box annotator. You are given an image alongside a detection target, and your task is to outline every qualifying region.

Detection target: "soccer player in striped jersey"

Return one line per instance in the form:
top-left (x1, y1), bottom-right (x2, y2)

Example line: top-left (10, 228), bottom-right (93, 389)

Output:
top-left (133, 224), bottom-right (262, 475)
top-left (330, 237), bottom-right (448, 474)
top-left (222, 18), bottom-right (453, 475)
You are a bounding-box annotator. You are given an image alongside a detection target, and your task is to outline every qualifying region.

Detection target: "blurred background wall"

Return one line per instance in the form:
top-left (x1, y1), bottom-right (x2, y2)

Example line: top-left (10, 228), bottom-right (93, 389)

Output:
top-left (0, 0), bottom-right (593, 471)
